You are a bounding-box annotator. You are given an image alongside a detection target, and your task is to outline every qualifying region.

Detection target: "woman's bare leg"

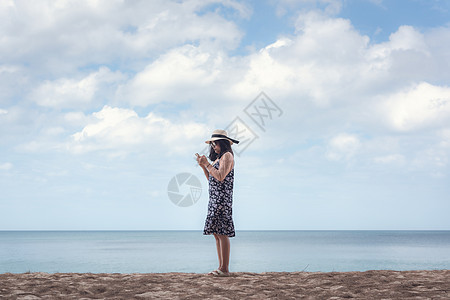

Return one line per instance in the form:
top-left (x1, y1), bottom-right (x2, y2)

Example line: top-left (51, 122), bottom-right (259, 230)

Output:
top-left (217, 234), bottom-right (230, 273)
top-left (213, 234), bottom-right (222, 270)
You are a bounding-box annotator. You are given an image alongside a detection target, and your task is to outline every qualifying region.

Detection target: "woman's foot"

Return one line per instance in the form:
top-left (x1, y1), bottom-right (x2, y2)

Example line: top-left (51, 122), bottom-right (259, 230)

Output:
top-left (213, 269), bottom-right (230, 277)
top-left (213, 268), bottom-right (230, 277)
top-left (208, 269), bottom-right (220, 275)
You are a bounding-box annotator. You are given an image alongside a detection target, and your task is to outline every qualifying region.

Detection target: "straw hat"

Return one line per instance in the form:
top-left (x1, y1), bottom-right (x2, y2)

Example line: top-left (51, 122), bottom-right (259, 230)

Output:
top-left (204, 129), bottom-right (240, 145)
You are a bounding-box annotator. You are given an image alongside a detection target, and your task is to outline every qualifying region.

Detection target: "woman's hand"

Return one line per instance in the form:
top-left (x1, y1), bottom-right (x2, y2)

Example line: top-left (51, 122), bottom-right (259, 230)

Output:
top-left (197, 154), bottom-right (210, 180)
top-left (198, 155), bottom-right (208, 167)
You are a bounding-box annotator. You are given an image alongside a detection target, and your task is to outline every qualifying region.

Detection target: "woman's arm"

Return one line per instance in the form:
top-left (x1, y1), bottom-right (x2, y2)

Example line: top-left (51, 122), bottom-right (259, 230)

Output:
top-left (200, 165), bottom-right (209, 181)
top-left (204, 152), bottom-right (234, 182)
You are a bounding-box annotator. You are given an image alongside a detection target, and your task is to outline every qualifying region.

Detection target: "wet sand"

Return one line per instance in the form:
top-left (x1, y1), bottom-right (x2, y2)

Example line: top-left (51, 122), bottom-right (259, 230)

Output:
top-left (0, 270), bottom-right (449, 299)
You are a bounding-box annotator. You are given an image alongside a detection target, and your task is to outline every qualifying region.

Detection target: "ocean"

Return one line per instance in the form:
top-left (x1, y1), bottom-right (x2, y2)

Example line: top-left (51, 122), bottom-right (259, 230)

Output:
top-left (1, 231), bottom-right (449, 274)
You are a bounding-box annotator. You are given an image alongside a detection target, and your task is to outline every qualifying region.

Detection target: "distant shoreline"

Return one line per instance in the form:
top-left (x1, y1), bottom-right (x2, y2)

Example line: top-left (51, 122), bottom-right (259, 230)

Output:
top-left (1, 270), bottom-right (449, 299)
top-left (2, 229), bottom-right (450, 232)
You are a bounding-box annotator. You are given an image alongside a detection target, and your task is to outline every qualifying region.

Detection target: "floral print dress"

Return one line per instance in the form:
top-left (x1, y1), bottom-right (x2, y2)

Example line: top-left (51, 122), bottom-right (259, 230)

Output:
top-left (203, 156), bottom-right (235, 237)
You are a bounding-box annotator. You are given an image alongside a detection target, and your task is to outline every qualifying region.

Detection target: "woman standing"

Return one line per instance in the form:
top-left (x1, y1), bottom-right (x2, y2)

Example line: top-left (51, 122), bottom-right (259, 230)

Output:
top-left (197, 129), bottom-right (239, 277)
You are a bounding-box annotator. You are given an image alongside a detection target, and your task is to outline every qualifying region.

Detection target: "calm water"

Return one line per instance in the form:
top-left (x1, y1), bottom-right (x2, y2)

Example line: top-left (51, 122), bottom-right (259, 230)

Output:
top-left (1, 231), bottom-right (449, 273)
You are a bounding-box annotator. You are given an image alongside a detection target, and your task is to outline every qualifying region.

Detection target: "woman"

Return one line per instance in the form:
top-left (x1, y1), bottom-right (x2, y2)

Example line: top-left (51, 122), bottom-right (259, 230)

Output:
top-left (197, 129), bottom-right (239, 277)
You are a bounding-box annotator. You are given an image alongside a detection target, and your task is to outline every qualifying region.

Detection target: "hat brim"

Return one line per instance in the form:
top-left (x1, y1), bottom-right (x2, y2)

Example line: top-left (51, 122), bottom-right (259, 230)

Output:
top-left (205, 133), bottom-right (240, 145)
top-left (204, 137), bottom-right (234, 145)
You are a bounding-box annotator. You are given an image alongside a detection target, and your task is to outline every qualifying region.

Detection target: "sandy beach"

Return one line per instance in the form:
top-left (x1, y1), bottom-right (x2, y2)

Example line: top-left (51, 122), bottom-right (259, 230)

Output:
top-left (0, 270), bottom-right (449, 299)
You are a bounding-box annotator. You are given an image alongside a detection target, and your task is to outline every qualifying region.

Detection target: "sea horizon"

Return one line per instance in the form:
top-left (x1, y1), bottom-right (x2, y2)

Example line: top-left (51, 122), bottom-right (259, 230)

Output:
top-left (0, 229), bottom-right (450, 232)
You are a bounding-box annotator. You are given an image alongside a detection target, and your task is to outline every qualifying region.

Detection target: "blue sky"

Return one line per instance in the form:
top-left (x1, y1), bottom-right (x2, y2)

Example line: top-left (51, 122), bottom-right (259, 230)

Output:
top-left (1, 0), bottom-right (449, 230)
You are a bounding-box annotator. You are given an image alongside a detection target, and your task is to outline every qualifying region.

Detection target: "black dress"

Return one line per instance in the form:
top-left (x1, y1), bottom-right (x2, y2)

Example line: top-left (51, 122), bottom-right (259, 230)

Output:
top-left (203, 156), bottom-right (235, 237)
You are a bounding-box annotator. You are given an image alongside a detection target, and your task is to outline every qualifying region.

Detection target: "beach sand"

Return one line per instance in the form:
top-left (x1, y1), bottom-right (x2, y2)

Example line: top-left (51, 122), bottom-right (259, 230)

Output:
top-left (0, 270), bottom-right (449, 299)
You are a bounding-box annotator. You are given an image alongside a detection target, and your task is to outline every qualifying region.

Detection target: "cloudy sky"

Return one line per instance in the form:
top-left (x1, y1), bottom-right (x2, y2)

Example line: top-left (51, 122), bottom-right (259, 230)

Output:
top-left (1, 0), bottom-right (449, 230)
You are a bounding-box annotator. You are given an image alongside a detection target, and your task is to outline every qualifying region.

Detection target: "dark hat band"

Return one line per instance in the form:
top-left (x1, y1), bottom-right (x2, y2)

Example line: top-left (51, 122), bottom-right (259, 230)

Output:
top-left (211, 134), bottom-right (240, 144)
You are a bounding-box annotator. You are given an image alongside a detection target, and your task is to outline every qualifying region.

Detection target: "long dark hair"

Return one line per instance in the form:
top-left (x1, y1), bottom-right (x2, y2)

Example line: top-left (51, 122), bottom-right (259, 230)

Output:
top-left (208, 139), bottom-right (234, 161)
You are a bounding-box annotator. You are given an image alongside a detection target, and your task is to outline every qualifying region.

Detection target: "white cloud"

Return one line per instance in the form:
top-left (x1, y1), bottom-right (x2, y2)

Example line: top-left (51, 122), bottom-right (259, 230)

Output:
top-left (0, 162), bottom-right (13, 170)
top-left (0, 0), bottom-right (245, 74)
top-left (223, 11), bottom-right (450, 153)
top-left (68, 105), bottom-right (208, 155)
top-left (4, 4), bottom-right (450, 175)
top-left (31, 67), bottom-right (125, 109)
top-left (413, 147), bottom-right (449, 170)
top-left (326, 133), bottom-right (361, 161)
top-left (264, 38), bottom-right (293, 51)
top-left (374, 154), bottom-right (406, 165)
top-left (379, 82), bottom-right (450, 132)
top-left (0, 64), bottom-right (28, 103)
top-left (64, 111), bottom-right (89, 125)
top-left (388, 25), bottom-right (429, 53)
top-left (408, 128), bottom-right (450, 173)
top-left (231, 44), bottom-right (297, 100)
top-left (116, 45), bottom-right (225, 106)
top-left (72, 106), bottom-right (140, 144)
top-left (0, 109), bottom-right (7, 115)
top-left (233, 11), bottom-right (372, 105)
